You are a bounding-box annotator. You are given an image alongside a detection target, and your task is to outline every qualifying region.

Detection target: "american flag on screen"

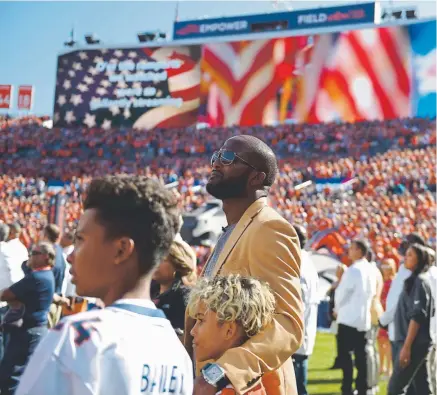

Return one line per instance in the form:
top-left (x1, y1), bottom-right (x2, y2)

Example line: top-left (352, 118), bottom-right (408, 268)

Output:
top-left (53, 46), bottom-right (201, 130)
top-left (200, 40), bottom-right (280, 127)
top-left (295, 26), bottom-right (412, 123)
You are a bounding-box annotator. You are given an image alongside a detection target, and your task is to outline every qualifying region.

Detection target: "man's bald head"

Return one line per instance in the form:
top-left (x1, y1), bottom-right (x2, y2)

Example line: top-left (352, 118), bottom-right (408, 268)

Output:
top-left (226, 135), bottom-right (278, 187)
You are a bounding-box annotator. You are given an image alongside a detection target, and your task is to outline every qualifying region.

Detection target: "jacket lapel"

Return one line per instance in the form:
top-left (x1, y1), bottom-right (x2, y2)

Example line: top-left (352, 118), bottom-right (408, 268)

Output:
top-left (212, 197), bottom-right (267, 277)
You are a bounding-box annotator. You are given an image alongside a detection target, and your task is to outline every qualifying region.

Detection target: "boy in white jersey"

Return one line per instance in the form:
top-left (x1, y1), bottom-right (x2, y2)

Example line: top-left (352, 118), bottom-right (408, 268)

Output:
top-left (16, 175), bottom-right (193, 395)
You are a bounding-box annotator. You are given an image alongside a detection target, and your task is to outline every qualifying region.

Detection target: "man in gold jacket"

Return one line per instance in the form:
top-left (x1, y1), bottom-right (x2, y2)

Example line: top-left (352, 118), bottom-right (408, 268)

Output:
top-left (184, 135), bottom-right (304, 395)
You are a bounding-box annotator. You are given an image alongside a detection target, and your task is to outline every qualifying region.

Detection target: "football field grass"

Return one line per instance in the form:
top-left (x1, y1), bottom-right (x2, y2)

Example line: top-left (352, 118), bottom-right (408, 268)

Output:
top-left (308, 333), bottom-right (388, 395)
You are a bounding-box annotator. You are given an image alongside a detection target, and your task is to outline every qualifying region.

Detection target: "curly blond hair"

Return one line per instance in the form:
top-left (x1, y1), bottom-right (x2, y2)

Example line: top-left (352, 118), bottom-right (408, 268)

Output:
top-left (187, 275), bottom-right (276, 337)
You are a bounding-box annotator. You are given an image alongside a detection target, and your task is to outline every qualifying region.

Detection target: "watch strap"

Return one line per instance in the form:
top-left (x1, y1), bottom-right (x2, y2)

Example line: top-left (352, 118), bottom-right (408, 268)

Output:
top-left (216, 375), bottom-right (231, 391)
top-left (201, 363), bottom-right (229, 389)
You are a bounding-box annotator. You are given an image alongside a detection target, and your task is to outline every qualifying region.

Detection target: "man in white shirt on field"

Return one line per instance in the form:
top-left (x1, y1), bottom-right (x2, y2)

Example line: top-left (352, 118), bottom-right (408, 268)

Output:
top-left (335, 240), bottom-right (376, 395)
top-left (16, 175), bottom-right (193, 395)
top-left (0, 223), bottom-right (27, 362)
top-left (292, 225), bottom-right (319, 395)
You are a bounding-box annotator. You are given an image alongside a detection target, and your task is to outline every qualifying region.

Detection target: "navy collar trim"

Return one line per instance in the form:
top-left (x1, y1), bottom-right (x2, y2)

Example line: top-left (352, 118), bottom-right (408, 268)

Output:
top-left (110, 303), bottom-right (166, 319)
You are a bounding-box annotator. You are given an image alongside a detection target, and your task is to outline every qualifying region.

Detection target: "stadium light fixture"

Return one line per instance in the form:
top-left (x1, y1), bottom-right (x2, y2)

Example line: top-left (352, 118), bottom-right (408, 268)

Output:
top-left (64, 27), bottom-right (76, 47)
top-left (392, 10), bottom-right (403, 19)
top-left (64, 39), bottom-right (76, 47)
top-left (137, 32), bottom-right (156, 42)
top-left (405, 9), bottom-right (417, 19)
top-left (85, 34), bottom-right (101, 45)
top-left (137, 32), bottom-right (167, 43)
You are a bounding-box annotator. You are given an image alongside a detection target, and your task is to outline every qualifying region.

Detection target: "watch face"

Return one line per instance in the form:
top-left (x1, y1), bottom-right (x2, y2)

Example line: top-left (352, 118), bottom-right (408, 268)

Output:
top-left (205, 364), bottom-right (225, 382)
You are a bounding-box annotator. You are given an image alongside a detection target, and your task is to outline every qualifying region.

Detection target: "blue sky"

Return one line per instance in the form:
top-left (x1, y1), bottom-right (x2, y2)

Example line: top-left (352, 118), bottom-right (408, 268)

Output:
top-left (1, 0), bottom-right (435, 116)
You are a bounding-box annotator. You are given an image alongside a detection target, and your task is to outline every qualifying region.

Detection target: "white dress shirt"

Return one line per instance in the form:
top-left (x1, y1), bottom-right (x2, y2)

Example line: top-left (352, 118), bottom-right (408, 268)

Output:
top-left (295, 250), bottom-right (319, 356)
top-left (0, 238), bottom-right (28, 307)
top-left (370, 261), bottom-right (384, 325)
top-left (428, 265), bottom-right (437, 344)
top-left (63, 245), bottom-right (74, 258)
top-left (379, 264), bottom-right (412, 341)
top-left (335, 258), bottom-right (376, 332)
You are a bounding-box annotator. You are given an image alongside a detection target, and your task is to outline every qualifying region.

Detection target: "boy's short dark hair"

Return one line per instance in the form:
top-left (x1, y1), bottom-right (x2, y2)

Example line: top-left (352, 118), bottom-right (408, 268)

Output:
top-left (84, 175), bottom-right (180, 275)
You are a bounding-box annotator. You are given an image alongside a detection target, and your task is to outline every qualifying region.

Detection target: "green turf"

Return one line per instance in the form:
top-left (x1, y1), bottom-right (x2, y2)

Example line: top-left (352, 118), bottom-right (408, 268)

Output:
top-left (308, 333), bottom-right (388, 395)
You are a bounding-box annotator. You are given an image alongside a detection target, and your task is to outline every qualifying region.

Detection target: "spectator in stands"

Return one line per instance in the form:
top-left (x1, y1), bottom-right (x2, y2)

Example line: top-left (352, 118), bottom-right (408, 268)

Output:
top-left (187, 275), bottom-right (276, 395)
top-left (388, 244), bottom-right (434, 395)
top-left (335, 240), bottom-right (375, 395)
top-left (152, 238), bottom-right (197, 334)
top-left (292, 225), bottom-right (319, 395)
top-left (0, 223), bottom-right (15, 362)
top-left (377, 259), bottom-right (397, 378)
top-left (16, 175), bottom-right (193, 395)
top-left (0, 242), bottom-right (56, 394)
top-left (60, 230), bottom-right (74, 257)
top-left (4, 223), bottom-right (28, 274)
top-left (41, 224), bottom-right (67, 327)
top-left (185, 135), bottom-right (303, 395)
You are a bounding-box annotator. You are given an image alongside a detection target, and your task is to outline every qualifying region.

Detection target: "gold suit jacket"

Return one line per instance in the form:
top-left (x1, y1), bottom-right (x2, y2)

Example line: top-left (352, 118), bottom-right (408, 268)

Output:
top-left (184, 197), bottom-right (304, 395)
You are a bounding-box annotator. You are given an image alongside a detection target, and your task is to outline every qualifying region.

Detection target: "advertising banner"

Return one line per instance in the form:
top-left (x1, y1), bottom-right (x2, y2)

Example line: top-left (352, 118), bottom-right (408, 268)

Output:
top-left (17, 85), bottom-right (33, 110)
top-left (0, 85), bottom-right (12, 109)
top-left (173, 2), bottom-right (375, 40)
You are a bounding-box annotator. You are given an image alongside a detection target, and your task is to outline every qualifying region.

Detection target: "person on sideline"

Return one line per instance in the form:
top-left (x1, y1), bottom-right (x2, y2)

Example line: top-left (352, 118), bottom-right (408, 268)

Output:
top-left (366, 249), bottom-right (384, 393)
top-left (335, 240), bottom-right (376, 395)
top-left (292, 224), bottom-right (319, 395)
top-left (184, 135), bottom-right (303, 395)
top-left (377, 259), bottom-right (397, 378)
top-left (153, 238), bottom-right (197, 333)
top-left (188, 275), bottom-right (276, 394)
top-left (328, 263), bottom-right (348, 370)
top-left (379, 232), bottom-right (427, 393)
top-left (388, 244), bottom-right (434, 395)
top-left (427, 248), bottom-right (437, 395)
top-left (0, 242), bottom-right (55, 394)
top-left (16, 175), bottom-right (193, 395)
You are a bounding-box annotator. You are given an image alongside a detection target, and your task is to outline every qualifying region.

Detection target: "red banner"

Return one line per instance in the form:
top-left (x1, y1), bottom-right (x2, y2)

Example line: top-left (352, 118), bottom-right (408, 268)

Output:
top-left (0, 85), bottom-right (12, 109)
top-left (17, 85), bottom-right (33, 110)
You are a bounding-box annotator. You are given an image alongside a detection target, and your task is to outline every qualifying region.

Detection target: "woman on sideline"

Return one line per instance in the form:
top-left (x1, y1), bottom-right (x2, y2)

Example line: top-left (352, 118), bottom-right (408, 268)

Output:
top-left (378, 258), bottom-right (397, 378)
top-left (388, 244), bottom-right (434, 395)
top-left (188, 275), bottom-right (276, 395)
top-left (152, 237), bottom-right (197, 333)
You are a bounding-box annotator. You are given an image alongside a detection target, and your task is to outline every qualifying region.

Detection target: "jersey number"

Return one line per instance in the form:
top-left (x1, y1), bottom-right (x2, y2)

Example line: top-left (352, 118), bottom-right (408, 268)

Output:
top-left (71, 318), bottom-right (101, 346)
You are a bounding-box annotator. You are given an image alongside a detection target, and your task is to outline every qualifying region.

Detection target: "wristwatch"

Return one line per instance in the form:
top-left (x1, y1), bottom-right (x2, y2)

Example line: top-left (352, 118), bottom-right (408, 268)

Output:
top-left (201, 363), bottom-right (230, 391)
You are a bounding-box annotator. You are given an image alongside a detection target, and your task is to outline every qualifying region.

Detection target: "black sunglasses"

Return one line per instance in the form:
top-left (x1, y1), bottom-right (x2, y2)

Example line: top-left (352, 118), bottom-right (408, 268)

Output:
top-left (30, 250), bottom-right (44, 257)
top-left (211, 150), bottom-right (258, 171)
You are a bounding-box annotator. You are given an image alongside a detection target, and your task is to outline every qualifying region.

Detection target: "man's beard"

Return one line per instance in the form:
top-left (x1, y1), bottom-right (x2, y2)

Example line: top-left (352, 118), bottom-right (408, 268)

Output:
top-left (206, 170), bottom-right (251, 200)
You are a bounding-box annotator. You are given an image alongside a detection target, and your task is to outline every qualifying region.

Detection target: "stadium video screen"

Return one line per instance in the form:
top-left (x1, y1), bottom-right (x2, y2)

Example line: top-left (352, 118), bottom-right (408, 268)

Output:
top-left (53, 20), bottom-right (436, 129)
top-left (53, 46), bottom-right (201, 129)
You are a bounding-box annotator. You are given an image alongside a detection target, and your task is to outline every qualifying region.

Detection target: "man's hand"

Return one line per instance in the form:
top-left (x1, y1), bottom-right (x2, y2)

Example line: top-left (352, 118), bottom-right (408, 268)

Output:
top-left (59, 296), bottom-right (71, 307)
top-left (53, 294), bottom-right (71, 307)
top-left (193, 376), bottom-right (217, 395)
top-left (399, 345), bottom-right (411, 369)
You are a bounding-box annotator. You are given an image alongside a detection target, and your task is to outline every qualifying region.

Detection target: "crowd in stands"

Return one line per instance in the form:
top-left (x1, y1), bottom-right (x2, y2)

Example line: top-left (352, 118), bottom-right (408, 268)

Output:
top-left (0, 117), bottom-right (435, 269)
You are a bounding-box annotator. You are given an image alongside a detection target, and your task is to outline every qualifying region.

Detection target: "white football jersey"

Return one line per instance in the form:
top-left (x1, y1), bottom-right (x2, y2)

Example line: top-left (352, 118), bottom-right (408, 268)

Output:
top-left (16, 299), bottom-right (193, 395)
